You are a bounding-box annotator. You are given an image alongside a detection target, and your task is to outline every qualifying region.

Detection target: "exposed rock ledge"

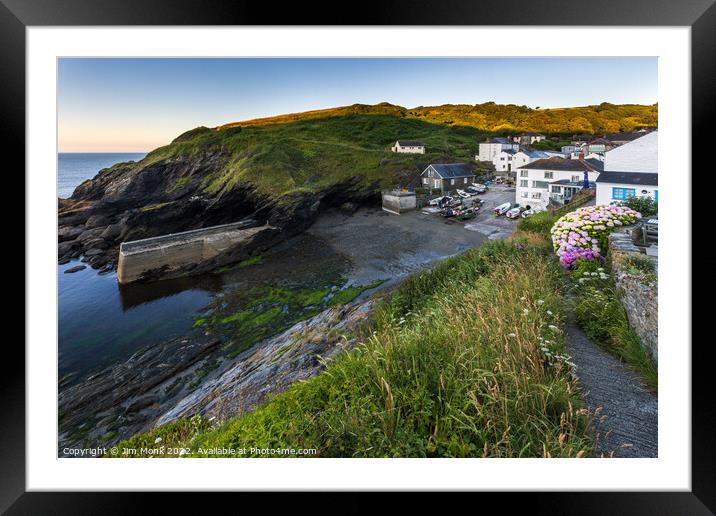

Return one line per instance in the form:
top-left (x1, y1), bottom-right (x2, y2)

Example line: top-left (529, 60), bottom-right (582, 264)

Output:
top-left (156, 297), bottom-right (376, 426)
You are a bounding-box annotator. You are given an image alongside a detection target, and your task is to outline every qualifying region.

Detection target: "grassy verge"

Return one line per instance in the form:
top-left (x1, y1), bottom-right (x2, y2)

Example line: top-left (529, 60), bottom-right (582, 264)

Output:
top-left (112, 233), bottom-right (593, 458)
top-left (519, 207), bottom-right (657, 390)
top-left (571, 260), bottom-right (658, 390)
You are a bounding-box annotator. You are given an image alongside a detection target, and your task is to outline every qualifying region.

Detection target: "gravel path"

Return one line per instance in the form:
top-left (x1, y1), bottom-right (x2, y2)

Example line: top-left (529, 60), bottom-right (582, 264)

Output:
top-left (566, 319), bottom-right (658, 458)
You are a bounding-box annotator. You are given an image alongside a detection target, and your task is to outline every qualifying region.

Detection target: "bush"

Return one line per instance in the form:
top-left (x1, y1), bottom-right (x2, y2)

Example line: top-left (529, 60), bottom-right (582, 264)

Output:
top-left (518, 211), bottom-right (558, 237)
top-left (550, 205), bottom-right (641, 268)
top-left (622, 196), bottom-right (658, 217)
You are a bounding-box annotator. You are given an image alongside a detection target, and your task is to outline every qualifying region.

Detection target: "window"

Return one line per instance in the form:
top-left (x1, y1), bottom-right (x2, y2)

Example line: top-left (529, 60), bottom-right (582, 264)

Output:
top-left (450, 179), bottom-right (455, 185)
top-left (571, 175), bottom-right (580, 182)
top-left (520, 180), bottom-right (528, 187)
top-left (423, 177), bottom-right (428, 184)
top-left (434, 179), bottom-right (440, 189)
top-left (464, 178), bottom-right (468, 184)
top-left (531, 192), bottom-right (542, 199)
top-left (544, 171), bottom-right (553, 179)
top-left (532, 181), bottom-right (549, 189)
top-left (612, 187), bottom-right (636, 200)
top-left (520, 170), bottom-right (528, 177)
top-left (551, 185), bottom-right (561, 193)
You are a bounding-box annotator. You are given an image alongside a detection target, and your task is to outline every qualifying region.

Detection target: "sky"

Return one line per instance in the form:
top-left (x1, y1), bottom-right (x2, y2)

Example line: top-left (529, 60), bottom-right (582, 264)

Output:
top-left (58, 57), bottom-right (657, 153)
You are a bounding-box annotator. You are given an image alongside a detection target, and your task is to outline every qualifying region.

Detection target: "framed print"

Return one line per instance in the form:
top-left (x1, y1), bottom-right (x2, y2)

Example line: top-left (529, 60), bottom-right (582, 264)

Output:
top-left (4, 0), bottom-right (714, 511)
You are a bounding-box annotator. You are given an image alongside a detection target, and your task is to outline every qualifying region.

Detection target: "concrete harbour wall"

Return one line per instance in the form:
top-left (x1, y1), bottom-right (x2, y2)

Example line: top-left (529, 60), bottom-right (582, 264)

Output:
top-left (117, 220), bottom-right (271, 284)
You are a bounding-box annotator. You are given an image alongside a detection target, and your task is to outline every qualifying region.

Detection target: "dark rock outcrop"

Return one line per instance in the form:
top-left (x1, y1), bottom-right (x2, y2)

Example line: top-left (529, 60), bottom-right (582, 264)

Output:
top-left (57, 151), bottom-right (382, 279)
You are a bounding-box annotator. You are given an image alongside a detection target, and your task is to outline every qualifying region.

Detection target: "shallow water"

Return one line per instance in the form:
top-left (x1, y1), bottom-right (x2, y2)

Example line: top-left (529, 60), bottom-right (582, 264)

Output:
top-left (58, 232), bottom-right (351, 386)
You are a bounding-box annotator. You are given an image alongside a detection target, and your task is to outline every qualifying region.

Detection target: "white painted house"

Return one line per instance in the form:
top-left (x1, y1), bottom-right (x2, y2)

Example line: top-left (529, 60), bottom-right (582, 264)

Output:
top-left (515, 157), bottom-right (603, 212)
top-left (494, 148), bottom-right (519, 172)
top-left (512, 149), bottom-right (551, 170)
top-left (391, 140), bottom-right (426, 154)
top-left (476, 137), bottom-right (519, 163)
top-left (596, 131), bottom-right (658, 205)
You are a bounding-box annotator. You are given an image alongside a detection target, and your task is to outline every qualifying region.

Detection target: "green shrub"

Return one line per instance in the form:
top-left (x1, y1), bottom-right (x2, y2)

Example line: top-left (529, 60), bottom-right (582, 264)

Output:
top-left (518, 211), bottom-right (558, 237)
top-left (622, 196), bottom-right (658, 217)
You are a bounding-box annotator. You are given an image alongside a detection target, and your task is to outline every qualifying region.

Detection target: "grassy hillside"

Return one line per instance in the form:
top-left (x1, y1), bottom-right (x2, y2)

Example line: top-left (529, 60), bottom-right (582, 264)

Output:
top-left (112, 233), bottom-right (593, 458)
top-left (132, 101), bottom-right (655, 203)
top-left (140, 113), bottom-right (488, 200)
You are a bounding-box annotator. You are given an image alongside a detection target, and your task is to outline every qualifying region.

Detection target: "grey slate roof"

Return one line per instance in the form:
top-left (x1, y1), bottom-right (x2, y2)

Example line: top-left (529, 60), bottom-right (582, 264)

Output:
top-left (425, 163), bottom-right (475, 179)
top-left (517, 157), bottom-right (604, 172)
top-left (520, 149), bottom-right (550, 158)
top-left (501, 149), bottom-right (518, 155)
top-left (484, 137), bottom-right (514, 145)
top-left (396, 140), bottom-right (425, 147)
top-left (596, 171), bottom-right (658, 186)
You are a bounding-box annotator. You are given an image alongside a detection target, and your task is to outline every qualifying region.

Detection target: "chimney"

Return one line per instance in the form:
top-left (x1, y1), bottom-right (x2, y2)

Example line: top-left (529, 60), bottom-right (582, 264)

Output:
top-left (578, 151), bottom-right (585, 161)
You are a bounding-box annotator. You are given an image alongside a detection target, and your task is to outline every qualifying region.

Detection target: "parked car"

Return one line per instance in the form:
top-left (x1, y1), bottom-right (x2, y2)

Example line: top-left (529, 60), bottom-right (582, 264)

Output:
top-left (506, 205), bottom-right (524, 219)
top-left (493, 202), bottom-right (511, 216)
top-left (429, 195), bottom-right (452, 206)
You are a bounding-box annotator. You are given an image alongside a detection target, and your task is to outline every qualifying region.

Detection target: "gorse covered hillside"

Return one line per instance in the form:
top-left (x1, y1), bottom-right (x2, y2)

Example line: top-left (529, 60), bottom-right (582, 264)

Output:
top-left (59, 101), bottom-right (656, 271)
top-left (220, 101), bottom-right (658, 135)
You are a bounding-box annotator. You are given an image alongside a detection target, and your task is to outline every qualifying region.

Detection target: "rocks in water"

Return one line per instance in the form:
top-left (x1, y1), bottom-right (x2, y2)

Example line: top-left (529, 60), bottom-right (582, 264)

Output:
top-left (64, 265), bottom-right (87, 274)
top-left (58, 256), bottom-right (71, 265)
top-left (58, 240), bottom-right (80, 259)
top-left (58, 336), bottom-right (221, 455)
top-left (84, 248), bottom-right (104, 257)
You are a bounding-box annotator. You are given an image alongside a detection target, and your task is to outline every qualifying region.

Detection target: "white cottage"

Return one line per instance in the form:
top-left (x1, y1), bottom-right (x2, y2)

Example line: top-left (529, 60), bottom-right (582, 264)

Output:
top-left (514, 157), bottom-right (603, 211)
top-left (596, 131), bottom-right (658, 205)
top-left (391, 140), bottom-right (426, 154)
top-left (476, 137), bottom-right (519, 163)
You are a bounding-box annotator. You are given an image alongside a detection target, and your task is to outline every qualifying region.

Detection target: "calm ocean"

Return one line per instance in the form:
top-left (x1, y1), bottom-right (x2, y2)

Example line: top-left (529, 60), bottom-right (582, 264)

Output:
top-left (58, 151), bottom-right (215, 383)
top-left (58, 152), bottom-right (146, 198)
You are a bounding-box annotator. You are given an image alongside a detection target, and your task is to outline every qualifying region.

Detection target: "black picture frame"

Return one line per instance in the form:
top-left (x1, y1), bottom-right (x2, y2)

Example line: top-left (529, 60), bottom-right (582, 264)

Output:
top-left (4, 0), bottom-right (712, 512)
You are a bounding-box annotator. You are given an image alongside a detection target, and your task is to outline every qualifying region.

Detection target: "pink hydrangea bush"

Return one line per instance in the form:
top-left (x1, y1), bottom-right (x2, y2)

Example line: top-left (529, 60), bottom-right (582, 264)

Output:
top-left (550, 205), bottom-right (641, 268)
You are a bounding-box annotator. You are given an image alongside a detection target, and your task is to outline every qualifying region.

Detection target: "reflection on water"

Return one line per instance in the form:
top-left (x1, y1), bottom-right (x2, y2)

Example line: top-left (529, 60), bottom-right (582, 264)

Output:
top-left (58, 232), bottom-right (351, 386)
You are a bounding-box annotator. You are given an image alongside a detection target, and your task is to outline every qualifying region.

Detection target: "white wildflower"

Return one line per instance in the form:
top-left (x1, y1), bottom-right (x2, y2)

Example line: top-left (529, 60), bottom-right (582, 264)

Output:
top-left (523, 308), bottom-right (529, 315)
top-left (546, 310), bottom-right (553, 316)
top-left (537, 299), bottom-right (545, 305)
top-left (154, 437), bottom-right (162, 444)
top-left (508, 333), bottom-right (516, 338)
top-left (548, 325), bottom-right (560, 332)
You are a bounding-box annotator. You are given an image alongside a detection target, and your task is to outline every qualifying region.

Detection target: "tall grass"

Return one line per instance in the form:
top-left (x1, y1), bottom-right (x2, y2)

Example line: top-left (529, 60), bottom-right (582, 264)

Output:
top-left (113, 234), bottom-right (593, 458)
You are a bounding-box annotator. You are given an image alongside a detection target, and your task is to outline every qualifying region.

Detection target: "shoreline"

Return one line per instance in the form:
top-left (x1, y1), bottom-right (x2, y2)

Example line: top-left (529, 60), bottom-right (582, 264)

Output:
top-left (58, 200), bottom-right (516, 455)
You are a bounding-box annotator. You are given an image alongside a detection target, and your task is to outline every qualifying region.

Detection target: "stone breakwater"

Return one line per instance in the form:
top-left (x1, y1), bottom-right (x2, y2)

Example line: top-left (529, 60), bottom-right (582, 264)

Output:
top-left (609, 231), bottom-right (658, 364)
top-left (117, 220), bottom-right (274, 284)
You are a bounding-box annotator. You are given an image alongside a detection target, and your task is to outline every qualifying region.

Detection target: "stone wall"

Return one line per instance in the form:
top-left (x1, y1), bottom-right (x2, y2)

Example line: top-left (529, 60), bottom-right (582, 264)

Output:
top-left (608, 230), bottom-right (658, 364)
